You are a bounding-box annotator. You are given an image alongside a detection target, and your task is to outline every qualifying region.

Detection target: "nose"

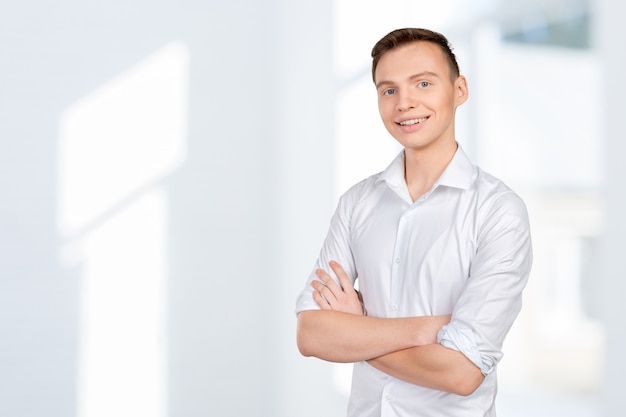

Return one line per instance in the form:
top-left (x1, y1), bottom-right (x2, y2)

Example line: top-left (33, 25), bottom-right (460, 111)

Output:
top-left (395, 90), bottom-right (417, 112)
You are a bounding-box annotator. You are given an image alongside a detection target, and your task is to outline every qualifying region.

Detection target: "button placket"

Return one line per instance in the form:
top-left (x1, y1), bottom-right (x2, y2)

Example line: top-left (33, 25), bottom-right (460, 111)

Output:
top-left (390, 212), bottom-right (409, 316)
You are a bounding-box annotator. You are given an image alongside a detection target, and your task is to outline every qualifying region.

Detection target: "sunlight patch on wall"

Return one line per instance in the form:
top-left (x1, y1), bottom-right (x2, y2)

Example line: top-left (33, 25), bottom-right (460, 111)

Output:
top-left (77, 190), bottom-right (168, 417)
top-left (58, 41), bottom-right (188, 236)
top-left (57, 41), bottom-right (189, 417)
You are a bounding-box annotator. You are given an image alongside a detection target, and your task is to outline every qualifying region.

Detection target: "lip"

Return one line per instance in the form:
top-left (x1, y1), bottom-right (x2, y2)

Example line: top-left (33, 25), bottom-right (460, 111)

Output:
top-left (395, 115), bottom-right (430, 132)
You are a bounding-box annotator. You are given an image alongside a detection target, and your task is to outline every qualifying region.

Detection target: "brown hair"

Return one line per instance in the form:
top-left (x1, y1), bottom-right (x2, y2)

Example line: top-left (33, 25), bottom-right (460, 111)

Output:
top-left (371, 28), bottom-right (460, 83)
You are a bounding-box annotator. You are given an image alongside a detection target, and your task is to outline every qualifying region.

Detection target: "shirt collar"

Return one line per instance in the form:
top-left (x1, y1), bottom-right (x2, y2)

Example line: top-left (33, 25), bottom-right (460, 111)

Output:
top-left (436, 145), bottom-right (475, 190)
top-left (376, 144), bottom-right (475, 192)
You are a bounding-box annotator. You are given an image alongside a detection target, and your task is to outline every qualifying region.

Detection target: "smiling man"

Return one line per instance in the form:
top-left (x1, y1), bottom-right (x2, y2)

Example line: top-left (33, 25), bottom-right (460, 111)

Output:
top-left (295, 28), bottom-right (533, 417)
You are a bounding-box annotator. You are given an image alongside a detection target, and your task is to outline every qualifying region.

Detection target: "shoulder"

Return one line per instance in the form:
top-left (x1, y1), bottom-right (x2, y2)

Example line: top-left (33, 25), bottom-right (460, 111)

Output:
top-left (337, 171), bottom-right (386, 209)
top-left (474, 168), bottom-right (529, 222)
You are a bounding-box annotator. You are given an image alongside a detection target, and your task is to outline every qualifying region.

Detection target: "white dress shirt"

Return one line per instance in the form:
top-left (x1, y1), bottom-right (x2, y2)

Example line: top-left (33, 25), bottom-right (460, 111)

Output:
top-left (295, 146), bottom-right (532, 417)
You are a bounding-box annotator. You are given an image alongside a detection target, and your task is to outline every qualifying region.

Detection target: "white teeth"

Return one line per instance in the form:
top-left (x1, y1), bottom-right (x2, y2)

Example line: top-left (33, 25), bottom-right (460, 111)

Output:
top-left (399, 117), bottom-right (427, 126)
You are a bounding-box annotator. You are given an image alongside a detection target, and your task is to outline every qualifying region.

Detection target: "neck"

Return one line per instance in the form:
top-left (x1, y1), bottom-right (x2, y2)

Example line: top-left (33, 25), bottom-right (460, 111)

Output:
top-left (404, 139), bottom-right (458, 202)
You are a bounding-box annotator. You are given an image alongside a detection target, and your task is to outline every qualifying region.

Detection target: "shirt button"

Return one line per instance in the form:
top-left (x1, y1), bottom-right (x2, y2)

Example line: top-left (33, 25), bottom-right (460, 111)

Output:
top-left (392, 304), bottom-right (399, 311)
top-left (395, 258), bottom-right (401, 264)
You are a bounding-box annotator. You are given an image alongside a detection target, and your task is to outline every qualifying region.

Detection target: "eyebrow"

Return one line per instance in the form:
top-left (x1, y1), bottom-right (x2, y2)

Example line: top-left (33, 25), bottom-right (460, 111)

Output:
top-left (375, 71), bottom-right (441, 89)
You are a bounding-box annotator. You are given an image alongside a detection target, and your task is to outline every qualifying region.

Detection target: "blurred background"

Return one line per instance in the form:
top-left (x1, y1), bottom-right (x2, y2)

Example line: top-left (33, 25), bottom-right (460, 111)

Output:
top-left (1, 0), bottom-right (624, 416)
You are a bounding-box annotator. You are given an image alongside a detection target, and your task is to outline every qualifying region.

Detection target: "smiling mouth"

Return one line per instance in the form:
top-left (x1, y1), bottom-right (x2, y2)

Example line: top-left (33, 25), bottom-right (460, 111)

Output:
top-left (398, 117), bottom-right (429, 126)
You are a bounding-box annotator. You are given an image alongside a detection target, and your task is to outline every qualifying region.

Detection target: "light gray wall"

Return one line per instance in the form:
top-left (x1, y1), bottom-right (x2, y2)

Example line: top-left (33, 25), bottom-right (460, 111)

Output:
top-left (597, 1), bottom-right (626, 416)
top-left (0, 1), bottom-right (341, 416)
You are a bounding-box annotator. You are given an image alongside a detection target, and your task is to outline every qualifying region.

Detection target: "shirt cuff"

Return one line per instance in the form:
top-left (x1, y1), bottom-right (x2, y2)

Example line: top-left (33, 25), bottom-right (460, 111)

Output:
top-left (438, 324), bottom-right (496, 376)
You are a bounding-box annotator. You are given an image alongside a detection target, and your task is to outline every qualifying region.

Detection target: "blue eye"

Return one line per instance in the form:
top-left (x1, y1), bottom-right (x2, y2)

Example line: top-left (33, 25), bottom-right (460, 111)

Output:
top-left (418, 81), bottom-right (430, 88)
top-left (383, 88), bottom-right (396, 96)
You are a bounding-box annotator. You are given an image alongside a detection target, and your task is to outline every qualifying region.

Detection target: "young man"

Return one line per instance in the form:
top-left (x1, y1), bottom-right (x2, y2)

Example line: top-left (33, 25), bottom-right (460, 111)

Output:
top-left (295, 28), bottom-right (532, 416)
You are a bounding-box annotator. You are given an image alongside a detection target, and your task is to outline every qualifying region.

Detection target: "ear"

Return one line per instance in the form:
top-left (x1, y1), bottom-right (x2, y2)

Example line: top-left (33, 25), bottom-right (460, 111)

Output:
top-left (454, 75), bottom-right (469, 106)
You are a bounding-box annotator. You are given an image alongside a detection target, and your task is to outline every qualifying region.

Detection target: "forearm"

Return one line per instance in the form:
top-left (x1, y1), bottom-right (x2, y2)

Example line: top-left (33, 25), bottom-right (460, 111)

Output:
top-left (296, 309), bottom-right (449, 363)
top-left (367, 343), bottom-right (484, 396)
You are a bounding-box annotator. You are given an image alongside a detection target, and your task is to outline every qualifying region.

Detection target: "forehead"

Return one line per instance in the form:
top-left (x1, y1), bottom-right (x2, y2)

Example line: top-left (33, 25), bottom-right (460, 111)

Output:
top-left (374, 41), bottom-right (451, 83)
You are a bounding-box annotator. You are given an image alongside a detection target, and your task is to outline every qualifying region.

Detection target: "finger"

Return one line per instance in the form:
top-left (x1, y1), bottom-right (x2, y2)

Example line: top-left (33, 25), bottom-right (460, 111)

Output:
top-left (311, 279), bottom-right (324, 292)
top-left (315, 269), bottom-right (340, 301)
top-left (311, 278), bottom-right (334, 304)
top-left (329, 261), bottom-right (353, 292)
top-left (328, 261), bottom-right (365, 315)
top-left (312, 285), bottom-right (331, 310)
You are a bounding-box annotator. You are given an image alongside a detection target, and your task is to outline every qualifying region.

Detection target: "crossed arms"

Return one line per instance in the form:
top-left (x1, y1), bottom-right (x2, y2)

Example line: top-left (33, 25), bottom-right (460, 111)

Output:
top-left (296, 261), bottom-right (484, 396)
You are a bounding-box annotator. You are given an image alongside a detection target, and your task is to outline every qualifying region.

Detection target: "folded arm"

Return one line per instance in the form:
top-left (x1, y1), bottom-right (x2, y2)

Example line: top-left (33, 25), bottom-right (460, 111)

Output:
top-left (296, 261), bottom-right (481, 395)
top-left (297, 309), bottom-right (449, 363)
top-left (297, 261), bottom-right (449, 362)
top-left (368, 344), bottom-right (484, 396)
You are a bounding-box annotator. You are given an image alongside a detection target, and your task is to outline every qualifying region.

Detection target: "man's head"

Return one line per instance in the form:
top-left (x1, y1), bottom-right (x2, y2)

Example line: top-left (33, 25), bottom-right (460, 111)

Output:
top-left (371, 28), bottom-right (468, 153)
top-left (371, 28), bottom-right (460, 84)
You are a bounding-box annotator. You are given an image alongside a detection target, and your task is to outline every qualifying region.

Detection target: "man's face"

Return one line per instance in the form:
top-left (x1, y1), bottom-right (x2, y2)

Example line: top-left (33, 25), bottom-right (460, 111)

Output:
top-left (374, 41), bottom-right (467, 152)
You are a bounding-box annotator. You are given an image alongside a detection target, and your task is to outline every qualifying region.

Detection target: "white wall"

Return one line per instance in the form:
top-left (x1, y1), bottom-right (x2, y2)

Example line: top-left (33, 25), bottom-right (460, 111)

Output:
top-left (0, 1), bottom-right (338, 416)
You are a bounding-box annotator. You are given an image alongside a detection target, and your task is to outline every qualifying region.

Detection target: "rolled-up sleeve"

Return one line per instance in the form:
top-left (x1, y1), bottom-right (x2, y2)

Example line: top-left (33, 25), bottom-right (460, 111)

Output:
top-left (438, 191), bottom-right (533, 375)
top-left (295, 187), bottom-right (359, 314)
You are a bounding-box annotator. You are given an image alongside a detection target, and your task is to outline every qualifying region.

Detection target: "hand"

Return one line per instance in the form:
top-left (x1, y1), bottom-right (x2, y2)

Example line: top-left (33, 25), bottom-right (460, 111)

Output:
top-left (312, 261), bottom-right (365, 316)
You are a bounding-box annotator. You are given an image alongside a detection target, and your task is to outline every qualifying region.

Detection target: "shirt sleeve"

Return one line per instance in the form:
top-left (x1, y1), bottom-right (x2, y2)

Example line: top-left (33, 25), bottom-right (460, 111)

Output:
top-left (294, 186), bottom-right (360, 314)
top-left (438, 190), bottom-right (533, 375)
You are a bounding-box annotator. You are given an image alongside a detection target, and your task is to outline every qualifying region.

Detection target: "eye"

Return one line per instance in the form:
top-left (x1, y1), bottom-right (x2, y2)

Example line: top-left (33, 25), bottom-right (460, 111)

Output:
top-left (418, 81), bottom-right (430, 88)
top-left (382, 88), bottom-right (396, 96)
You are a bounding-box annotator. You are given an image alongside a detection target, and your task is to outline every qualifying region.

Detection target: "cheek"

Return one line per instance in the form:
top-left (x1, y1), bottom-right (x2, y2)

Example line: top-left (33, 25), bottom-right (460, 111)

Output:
top-left (378, 100), bottom-right (394, 119)
top-left (433, 95), bottom-right (455, 113)
top-left (377, 102), bottom-right (388, 121)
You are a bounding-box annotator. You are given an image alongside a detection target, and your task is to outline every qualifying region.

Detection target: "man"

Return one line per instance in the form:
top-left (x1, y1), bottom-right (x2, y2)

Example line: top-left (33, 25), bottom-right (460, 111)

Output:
top-left (295, 28), bottom-right (532, 417)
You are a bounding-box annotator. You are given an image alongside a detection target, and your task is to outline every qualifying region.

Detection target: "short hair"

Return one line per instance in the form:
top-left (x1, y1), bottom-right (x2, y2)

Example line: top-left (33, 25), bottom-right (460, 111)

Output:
top-left (371, 28), bottom-right (460, 83)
